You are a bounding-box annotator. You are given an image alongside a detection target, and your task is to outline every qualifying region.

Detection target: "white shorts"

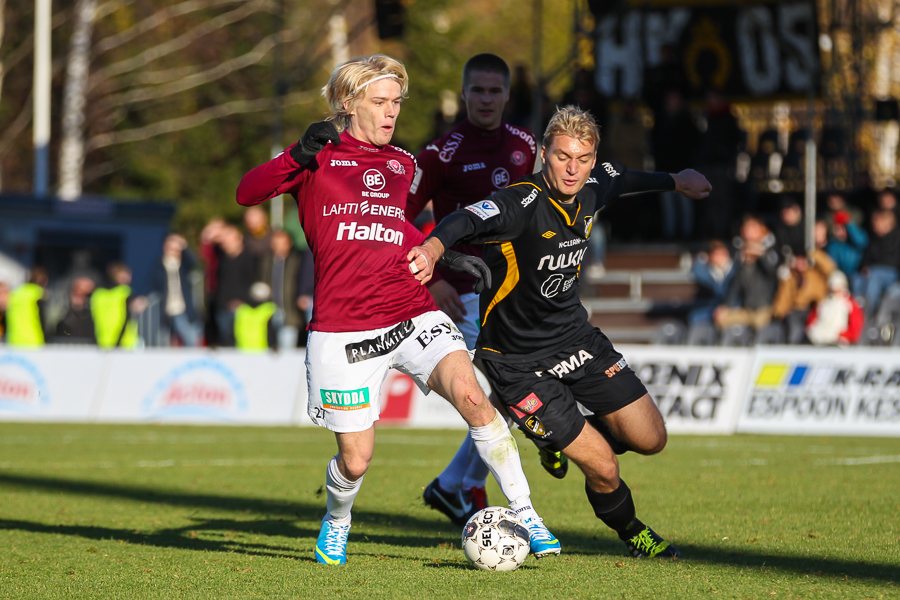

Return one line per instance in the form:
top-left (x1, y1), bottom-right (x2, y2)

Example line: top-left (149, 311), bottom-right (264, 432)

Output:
top-left (455, 292), bottom-right (481, 352)
top-left (306, 310), bottom-right (468, 432)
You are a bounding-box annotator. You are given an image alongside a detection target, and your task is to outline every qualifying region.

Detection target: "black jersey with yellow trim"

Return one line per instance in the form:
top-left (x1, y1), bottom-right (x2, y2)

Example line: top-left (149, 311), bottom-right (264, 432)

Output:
top-left (430, 161), bottom-right (628, 363)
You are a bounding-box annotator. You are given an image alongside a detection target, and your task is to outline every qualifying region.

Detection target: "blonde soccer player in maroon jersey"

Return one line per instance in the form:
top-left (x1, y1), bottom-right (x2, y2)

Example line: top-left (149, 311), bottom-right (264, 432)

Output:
top-left (237, 54), bottom-right (560, 565)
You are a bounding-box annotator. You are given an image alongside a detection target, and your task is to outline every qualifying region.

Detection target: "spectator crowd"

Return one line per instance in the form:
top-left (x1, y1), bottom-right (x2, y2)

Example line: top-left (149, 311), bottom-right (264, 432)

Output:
top-left (0, 205), bottom-right (314, 352)
top-left (684, 189), bottom-right (900, 347)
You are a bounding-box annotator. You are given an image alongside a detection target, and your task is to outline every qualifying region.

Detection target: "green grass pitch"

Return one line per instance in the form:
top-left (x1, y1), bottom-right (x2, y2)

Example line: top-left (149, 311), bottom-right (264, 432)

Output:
top-left (0, 423), bottom-right (897, 599)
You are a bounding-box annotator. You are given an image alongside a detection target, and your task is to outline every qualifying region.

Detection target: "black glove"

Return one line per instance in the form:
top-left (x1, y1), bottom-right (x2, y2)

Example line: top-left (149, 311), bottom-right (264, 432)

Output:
top-left (439, 249), bottom-right (492, 294)
top-left (289, 121), bottom-right (341, 165)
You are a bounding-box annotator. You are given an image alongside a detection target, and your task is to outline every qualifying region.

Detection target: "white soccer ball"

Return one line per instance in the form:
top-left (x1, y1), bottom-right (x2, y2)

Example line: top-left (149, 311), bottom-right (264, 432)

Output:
top-left (461, 507), bottom-right (530, 571)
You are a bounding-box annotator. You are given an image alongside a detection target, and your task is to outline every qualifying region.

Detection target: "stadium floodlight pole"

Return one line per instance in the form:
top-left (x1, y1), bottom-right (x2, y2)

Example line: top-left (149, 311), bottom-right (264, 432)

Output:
top-left (33, 0), bottom-right (52, 198)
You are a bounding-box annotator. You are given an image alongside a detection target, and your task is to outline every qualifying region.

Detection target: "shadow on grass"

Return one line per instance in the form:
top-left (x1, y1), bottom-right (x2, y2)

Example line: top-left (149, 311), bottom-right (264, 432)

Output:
top-left (0, 472), bottom-right (897, 585)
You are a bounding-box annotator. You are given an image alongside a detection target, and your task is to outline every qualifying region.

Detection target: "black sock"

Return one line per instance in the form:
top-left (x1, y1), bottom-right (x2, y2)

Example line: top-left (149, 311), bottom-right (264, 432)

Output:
top-left (586, 414), bottom-right (630, 455)
top-left (585, 479), bottom-right (641, 538)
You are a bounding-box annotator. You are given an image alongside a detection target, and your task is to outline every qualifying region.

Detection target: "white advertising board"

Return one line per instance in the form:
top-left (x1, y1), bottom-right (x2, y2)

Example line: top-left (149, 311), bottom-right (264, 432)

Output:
top-left (0, 348), bottom-right (107, 421)
top-left (619, 345), bottom-right (752, 434)
top-left (738, 347), bottom-right (900, 436)
top-left (95, 349), bottom-right (307, 425)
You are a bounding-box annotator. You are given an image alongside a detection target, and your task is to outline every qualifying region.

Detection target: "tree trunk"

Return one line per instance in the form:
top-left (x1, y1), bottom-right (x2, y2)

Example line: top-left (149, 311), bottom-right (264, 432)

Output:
top-left (0, 0), bottom-right (7, 190)
top-left (58, 0), bottom-right (96, 201)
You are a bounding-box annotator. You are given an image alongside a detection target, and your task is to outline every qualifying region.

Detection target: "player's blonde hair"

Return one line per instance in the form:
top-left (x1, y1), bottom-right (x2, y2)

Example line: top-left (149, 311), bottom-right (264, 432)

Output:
top-left (542, 105), bottom-right (600, 150)
top-left (322, 54), bottom-right (409, 132)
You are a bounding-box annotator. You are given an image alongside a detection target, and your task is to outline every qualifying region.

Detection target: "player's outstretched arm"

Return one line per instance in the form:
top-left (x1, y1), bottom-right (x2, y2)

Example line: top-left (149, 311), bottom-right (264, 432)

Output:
top-left (672, 169), bottom-right (712, 199)
top-left (236, 121), bottom-right (341, 207)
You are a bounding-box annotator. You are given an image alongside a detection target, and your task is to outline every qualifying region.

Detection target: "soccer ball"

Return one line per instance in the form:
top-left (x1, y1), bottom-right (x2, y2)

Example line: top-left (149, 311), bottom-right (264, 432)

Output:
top-left (461, 507), bottom-right (530, 571)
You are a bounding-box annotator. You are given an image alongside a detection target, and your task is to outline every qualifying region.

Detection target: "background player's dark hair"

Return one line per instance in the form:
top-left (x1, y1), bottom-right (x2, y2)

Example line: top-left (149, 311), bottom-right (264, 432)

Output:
top-left (462, 54), bottom-right (511, 88)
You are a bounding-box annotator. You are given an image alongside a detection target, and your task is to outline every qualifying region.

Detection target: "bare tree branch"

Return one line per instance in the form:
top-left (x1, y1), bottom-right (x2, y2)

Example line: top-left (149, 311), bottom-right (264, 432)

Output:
top-left (0, 93), bottom-right (32, 160)
top-left (92, 0), bottom-right (245, 58)
top-left (94, 0), bottom-right (136, 21)
top-left (89, 0), bottom-right (274, 88)
top-left (0, 10), bottom-right (70, 78)
top-left (86, 90), bottom-right (314, 150)
top-left (96, 28), bottom-right (300, 110)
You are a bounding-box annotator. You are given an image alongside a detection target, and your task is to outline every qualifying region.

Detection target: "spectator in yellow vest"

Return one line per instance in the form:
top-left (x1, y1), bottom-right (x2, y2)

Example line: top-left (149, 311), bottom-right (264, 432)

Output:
top-left (92, 263), bottom-right (146, 349)
top-left (5, 268), bottom-right (49, 347)
top-left (234, 282), bottom-right (276, 352)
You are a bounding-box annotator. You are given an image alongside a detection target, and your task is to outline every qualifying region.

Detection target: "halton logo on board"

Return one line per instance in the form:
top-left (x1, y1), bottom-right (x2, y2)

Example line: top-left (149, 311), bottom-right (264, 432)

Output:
top-left (141, 358), bottom-right (248, 421)
top-left (0, 355), bottom-right (48, 413)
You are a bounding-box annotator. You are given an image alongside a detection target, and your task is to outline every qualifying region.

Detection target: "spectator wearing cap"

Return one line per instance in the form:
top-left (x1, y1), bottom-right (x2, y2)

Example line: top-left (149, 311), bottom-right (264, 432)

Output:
top-left (805, 271), bottom-right (863, 345)
top-left (825, 210), bottom-right (868, 278)
top-left (852, 209), bottom-right (900, 315)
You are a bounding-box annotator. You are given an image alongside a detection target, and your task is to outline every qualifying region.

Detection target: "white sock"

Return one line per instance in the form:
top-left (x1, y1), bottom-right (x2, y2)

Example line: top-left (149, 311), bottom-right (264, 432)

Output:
top-left (469, 410), bottom-right (531, 505)
top-left (437, 435), bottom-right (476, 492)
top-left (461, 452), bottom-right (490, 490)
top-left (509, 497), bottom-right (539, 523)
top-left (325, 455), bottom-right (362, 525)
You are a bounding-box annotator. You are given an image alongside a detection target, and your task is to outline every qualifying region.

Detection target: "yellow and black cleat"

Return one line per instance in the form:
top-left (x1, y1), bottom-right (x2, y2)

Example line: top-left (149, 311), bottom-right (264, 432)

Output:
top-left (538, 447), bottom-right (568, 479)
top-left (623, 522), bottom-right (680, 559)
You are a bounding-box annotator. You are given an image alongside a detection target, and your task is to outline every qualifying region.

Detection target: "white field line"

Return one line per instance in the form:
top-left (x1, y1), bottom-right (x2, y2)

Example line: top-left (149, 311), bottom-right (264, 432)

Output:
top-left (0, 433), bottom-right (460, 446)
top-left (0, 457), bottom-right (448, 470)
top-left (815, 455), bottom-right (900, 466)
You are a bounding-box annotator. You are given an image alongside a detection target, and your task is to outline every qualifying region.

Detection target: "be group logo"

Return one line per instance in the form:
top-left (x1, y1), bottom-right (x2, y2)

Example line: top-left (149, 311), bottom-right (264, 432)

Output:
top-left (0, 355), bottom-right (48, 413)
top-left (141, 358), bottom-right (249, 421)
top-left (363, 169), bottom-right (385, 191)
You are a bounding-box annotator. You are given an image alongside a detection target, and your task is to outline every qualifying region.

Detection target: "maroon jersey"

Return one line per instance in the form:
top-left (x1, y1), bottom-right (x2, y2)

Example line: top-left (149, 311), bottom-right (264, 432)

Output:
top-left (237, 130), bottom-right (436, 333)
top-left (407, 119), bottom-right (537, 294)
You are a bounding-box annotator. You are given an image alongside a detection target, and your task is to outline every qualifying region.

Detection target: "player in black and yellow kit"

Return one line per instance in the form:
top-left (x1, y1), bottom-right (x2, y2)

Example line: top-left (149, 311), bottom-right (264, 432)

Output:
top-left (407, 105), bottom-right (711, 558)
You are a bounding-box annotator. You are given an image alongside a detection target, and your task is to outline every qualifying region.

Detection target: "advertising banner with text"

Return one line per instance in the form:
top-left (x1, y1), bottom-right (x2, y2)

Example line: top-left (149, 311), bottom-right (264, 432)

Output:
top-left (620, 345), bottom-right (751, 434)
top-left (739, 347), bottom-right (900, 436)
top-left (0, 348), bottom-right (107, 421)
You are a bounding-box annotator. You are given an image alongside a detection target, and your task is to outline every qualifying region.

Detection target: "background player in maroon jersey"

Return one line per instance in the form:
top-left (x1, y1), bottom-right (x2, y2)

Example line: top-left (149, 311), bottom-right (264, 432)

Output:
top-left (407, 54), bottom-right (565, 527)
top-left (236, 54), bottom-right (560, 565)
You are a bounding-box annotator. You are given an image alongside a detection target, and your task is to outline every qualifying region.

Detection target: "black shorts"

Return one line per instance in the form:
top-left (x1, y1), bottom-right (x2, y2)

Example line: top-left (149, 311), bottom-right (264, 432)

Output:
top-left (480, 330), bottom-right (647, 451)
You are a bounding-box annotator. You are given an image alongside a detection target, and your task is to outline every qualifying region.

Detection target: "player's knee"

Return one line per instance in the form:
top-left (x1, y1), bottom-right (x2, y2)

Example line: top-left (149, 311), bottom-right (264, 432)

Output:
top-left (339, 455), bottom-right (371, 481)
top-left (637, 426), bottom-right (667, 455)
top-left (586, 461), bottom-right (620, 492)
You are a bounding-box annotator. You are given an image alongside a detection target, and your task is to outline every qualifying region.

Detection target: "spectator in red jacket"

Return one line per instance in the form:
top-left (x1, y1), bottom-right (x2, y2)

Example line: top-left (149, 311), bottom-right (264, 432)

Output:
top-left (805, 271), bottom-right (863, 345)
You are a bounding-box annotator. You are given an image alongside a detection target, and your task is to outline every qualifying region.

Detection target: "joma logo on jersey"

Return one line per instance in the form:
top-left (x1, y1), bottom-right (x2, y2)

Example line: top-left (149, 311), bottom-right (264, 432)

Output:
top-left (336, 222), bottom-right (404, 245)
top-left (521, 188), bottom-right (539, 207)
top-left (601, 162), bottom-right (620, 177)
top-left (537, 248), bottom-right (587, 271)
top-left (548, 350), bottom-right (595, 378)
top-left (605, 358), bottom-right (628, 378)
top-left (330, 159), bottom-right (358, 167)
top-left (462, 162), bottom-right (486, 172)
top-left (321, 388), bottom-right (370, 411)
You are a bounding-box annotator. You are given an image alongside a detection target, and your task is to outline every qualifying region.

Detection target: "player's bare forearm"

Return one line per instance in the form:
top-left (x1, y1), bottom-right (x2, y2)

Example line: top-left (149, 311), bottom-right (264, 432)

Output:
top-left (671, 169), bottom-right (712, 200)
top-left (407, 237), bottom-right (445, 285)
